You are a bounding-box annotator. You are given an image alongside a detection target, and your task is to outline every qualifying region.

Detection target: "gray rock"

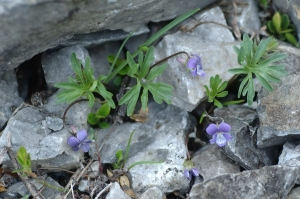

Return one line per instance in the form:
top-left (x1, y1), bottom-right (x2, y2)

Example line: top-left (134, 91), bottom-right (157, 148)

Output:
top-left (0, 93), bottom-right (91, 169)
top-left (7, 177), bottom-right (65, 199)
top-left (106, 182), bottom-right (131, 199)
top-left (88, 41), bottom-right (125, 78)
top-left (189, 165), bottom-right (299, 199)
top-left (273, 0), bottom-right (300, 41)
top-left (277, 45), bottom-right (300, 76)
top-left (214, 105), bottom-right (279, 169)
top-left (224, 0), bottom-right (261, 33)
top-left (180, 7), bottom-right (235, 43)
top-left (60, 26), bottom-right (149, 48)
top-left (0, 0), bottom-right (217, 72)
top-left (154, 38), bottom-right (238, 111)
top-left (0, 70), bottom-right (23, 129)
top-left (192, 145), bottom-right (240, 181)
top-left (140, 187), bottom-right (166, 199)
top-left (45, 116), bottom-right (63, 131)
top-left (257, 74), bottom-right (300, 148)
top-left (288, 187), bottom-right (300, 199)
top-left (42, 45), bottom-right (93, 88)
top-left (279, 142), bottom-right (300, 167)
top-left (90, 102), bottom-right (191, 195)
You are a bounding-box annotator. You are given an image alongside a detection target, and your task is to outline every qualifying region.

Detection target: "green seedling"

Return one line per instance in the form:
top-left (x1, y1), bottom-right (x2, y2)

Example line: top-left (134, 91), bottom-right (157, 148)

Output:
top-left (118, 47), bottom-right (173, 116)
top-left (87, 103), bottom-right (111, 128)
top-left (267, 12), bottom-right (300, 48)
top-left (13, 146), bottom-right (34, 177)
top-left (112, 130), bottom-right (163, 171)
top-left (204, 75), bottom-right (228, 108)
top-left (54, 53), bottom-right (115, 108)
top-left (229, 33), bottom-right (287, 106)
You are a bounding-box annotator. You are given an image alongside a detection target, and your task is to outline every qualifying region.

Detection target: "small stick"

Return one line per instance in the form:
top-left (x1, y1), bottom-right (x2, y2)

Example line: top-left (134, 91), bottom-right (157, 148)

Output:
top-left (94, 183), bottom-right (112, 199)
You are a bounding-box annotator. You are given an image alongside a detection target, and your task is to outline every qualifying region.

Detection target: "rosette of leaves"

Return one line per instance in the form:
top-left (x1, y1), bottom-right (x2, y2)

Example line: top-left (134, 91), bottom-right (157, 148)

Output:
top-left (12, 147), bottom-right (33, 176)
top-left (55, 53), bottom-right (115, 108)
top-left (267, 12), bottom-right (300, 48)
top-left (204, 75), bottom-right (228, 108)
top-left (87, 103), bottom-right (111, 128)
top-left (228, 33), bottom-right (287, 106)
top-left (119, 46), bottom-right (173, 116)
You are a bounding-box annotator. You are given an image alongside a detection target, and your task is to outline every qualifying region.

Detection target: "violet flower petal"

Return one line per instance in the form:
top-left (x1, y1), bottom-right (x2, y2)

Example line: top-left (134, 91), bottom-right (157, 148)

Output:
top-left (67, 137), bottom-right (80, 147)
top-left (72, 145), bottom-right (80, 151)
top-left (219, 122), bottom-right (231, 133)
top-left (209, 133), bottom-right (217, 144)
top-left (216, 133), bottom-right (227, 147)
top-left (191, 168), bottom-right (199, 176)
top-left (191, 54), bottom-right (201, 63)
top-left (223, 133), bottom-right (233, 141)
top-left (206, 124), bottom-right (218, 135)
top-left (77, 130), bottom-right (88, 142)
top-left (184, 169), bottom-right (191, 179)
top-left (197, 70), bottom-right (206, 76)
top-left (80, 143), bottom-right (90, 152)
top-left (187, 57), bottom-right (198, 69)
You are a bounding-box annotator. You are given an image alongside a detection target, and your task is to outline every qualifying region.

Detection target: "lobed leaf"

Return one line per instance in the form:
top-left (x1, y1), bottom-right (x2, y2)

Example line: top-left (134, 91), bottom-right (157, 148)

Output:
top-left (228, 67), bottom-right (248, 74)
top-left (256, 73), bottom-right (273, 92)
top-left (146, 63), bottom-right (167, 81)
top-left (141, 88), bottom-right (149, 111)
top-left (253, 37), bottom-right (272, 64)
top-left (257, 53), bottom-right (287, 67)
top-left (140, 46), bottom-right (154, 78)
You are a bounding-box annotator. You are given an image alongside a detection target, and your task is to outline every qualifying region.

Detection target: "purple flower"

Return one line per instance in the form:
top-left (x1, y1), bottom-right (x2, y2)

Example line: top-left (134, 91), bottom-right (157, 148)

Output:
top-left (177, 54), bottom-right (205, 77)
top-left (67, 129), bottom-right (92, 152)
top-left (206, 122), bottom-right (232, 147)
top-left (183, 168), bottom-right (199, 180)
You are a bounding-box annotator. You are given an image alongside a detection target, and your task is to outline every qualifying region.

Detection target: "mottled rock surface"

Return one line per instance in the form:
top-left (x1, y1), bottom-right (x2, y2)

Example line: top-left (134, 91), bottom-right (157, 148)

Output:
top-left (257, 74), bottom-right (300, 148)
top-left (189, 166), bottom-right (299, 199)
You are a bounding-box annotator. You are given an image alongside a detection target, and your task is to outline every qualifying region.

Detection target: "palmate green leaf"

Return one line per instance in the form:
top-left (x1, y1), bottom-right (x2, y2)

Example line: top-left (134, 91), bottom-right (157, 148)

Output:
top-left (119, 84), bottom-right (140, 105)
top-left (253, 37), bottom-right (272, 64)
top-left (146, 82), bottom-right (173, 104)
top-left (241, 33), bottom-right (253, 65)
top-left (138, 51), bottom-right (144, 66)
top-left (71, 53), bottom-right (83, 80)
top-left (127, 51), bottom-right (139, 76)
top-left (95, 83), bottom-right (115, 108)
top-left (54, 82), bottom-right (82, 90)
top-left (127, 83), bottom-right (141, 116)
top-left (56, 89), bottom-right (84, 104)
top-left (238, 75), bottom-right (249, 98)
top-left (260, 72), bottom-right (281, 83)
top-left (83, 57), bottom-right (94, 83)
top-left (267, 65), bottom-right (288, 77)
top-left (257, 53), bottom-right (287, 67)
top-left (141, 88), bottom-right (148, 111)
top-left (217, 80), bottom-right (228, 93)
top-left (238, 46), bottom-right (245, 65)
top-left (146, 63), bottom-right (167, 81)
top-left (233, 46), bottom-right (240, 54)
top-left (256, 73), bottom-right (273, 92)
top-left (228, 67), bottom-right (248, 74)
top-left (86, 91), bottom-right (95, 107)
top-left (140, 46), bottom-right (154, 78)
top-left (247, 78), bottom-right (255, 106)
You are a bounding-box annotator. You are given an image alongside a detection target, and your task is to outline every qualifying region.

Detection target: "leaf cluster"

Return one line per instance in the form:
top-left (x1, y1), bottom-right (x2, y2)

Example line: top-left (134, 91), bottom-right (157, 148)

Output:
top-left (87, 103), bottom-right (111, 128)
top-left (204, 75), bottom-right (228, 108)
top-left (119, 46), bottom-right (173, 116)
top-left (13, 146), bottom-right (32, 175)
top-left (267, 12), bottom-right (300, 48)
top-left (54, 53), bottom-right (115, 108)
top-left (229, 33), bottom-right (287, 106)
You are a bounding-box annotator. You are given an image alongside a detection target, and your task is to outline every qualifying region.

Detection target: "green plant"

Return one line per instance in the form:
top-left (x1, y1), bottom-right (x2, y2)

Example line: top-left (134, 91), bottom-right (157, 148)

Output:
top-left (54, 53), bottom-right (115, 108)
top-left (228, 33), bottom-right (287, 106)
top-left (87, 103), bottom-right (111, 128)
top-left (118, 47), bottom-right (173, 116)
top-left (112, 130), bottom-right (163, 171)
top-left (13, 146), bottom-right (34, 177)
top-left (204, 75), bottom-right (228, 108)
top-left (267, 12), bottom-right (300, 48)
